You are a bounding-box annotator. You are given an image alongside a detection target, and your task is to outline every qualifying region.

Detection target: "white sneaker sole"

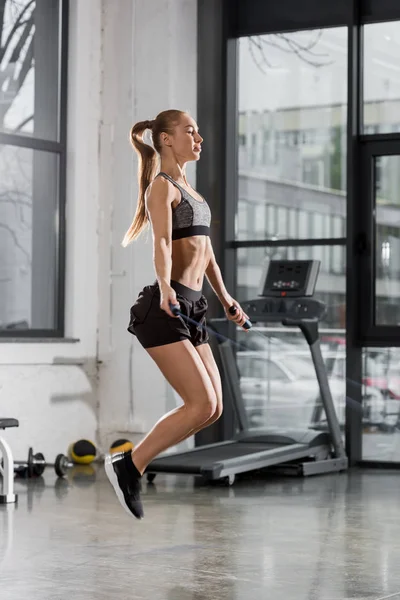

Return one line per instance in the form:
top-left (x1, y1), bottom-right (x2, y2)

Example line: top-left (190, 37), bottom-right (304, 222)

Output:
top-left (104, 453), bottom-right (141, 519)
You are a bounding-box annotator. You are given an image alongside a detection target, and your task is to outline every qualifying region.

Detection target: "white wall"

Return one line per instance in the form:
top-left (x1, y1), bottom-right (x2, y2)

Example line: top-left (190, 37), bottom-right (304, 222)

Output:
top-left (0, 0), bottom-right (198, 461)
top-left (97, 0), bottom-right (198, 449)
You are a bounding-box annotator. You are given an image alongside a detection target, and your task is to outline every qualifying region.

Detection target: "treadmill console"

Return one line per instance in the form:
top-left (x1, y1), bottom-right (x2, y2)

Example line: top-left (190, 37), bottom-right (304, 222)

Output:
top-left (241, 297), bottom-right (326, 323)
top-left (259, 260), bottom-right (320, 298)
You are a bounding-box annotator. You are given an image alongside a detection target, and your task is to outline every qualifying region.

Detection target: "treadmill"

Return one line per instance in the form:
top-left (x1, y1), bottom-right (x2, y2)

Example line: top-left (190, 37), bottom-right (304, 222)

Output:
top-left (146, 259), bottom-right (348, 484)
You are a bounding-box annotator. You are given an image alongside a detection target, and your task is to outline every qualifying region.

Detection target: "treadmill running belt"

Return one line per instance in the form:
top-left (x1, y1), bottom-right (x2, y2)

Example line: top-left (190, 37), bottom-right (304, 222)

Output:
top-left (151, 442), bottom-right (285, 467)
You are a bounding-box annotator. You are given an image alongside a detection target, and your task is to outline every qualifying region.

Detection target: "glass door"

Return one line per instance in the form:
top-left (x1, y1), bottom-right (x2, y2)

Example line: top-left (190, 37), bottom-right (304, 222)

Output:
top-left (359, 141), bottom-right (400, 344)
top-left (374, 154), bottom-right (400, 326)
top-left (360, 143), bottom-right (400, 461)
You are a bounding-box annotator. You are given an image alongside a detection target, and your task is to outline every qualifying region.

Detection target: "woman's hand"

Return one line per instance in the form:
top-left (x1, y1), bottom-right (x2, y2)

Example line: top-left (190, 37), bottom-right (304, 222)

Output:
top-left (160, 285), bottom-right (180, 318)
top-left (224, 297), bottom-right (250, 330)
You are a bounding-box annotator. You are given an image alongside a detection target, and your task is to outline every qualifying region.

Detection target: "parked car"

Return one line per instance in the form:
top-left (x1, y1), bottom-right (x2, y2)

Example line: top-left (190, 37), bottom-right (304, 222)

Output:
top-left (236, 350), bottom-right (386, 430)
top-left (320, 339), bottom-right (400, 429)
top-left (328, 352), bottom-right (400, 430)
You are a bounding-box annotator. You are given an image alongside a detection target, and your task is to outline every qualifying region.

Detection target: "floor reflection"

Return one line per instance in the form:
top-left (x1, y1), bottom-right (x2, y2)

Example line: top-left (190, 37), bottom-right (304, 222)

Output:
top-left (1, 468), bottom-right (400, 600)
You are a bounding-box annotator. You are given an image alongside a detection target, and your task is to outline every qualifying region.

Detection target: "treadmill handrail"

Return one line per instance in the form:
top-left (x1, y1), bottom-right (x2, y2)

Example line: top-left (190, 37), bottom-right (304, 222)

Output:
top-left (309, 339), bottom-right (347, 459)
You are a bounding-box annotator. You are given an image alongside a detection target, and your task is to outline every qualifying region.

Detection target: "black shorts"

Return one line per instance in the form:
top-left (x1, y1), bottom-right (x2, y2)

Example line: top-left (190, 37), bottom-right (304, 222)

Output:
top-left (127, 280), bottom-right (210, 349)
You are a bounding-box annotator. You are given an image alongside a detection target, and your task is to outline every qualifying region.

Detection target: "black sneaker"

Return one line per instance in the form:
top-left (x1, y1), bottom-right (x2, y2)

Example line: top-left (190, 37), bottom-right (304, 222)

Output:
top-left (105, 451), bottom-right (144, 519)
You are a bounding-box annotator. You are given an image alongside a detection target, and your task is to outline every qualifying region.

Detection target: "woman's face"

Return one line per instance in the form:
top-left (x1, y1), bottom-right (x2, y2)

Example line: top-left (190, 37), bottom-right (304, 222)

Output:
top-left (163, 114), bottom-right (203, 162)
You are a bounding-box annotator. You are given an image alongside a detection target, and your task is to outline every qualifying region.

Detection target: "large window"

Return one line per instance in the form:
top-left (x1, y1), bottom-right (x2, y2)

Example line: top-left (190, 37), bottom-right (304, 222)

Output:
top-left (0, 0), bottom-right (67, 336)
top-left (363, 22), bottom-right (400, 135)
top-left (236, 245), bottom-right (346, 432)
top-left (198, 0), bottom-right (400, 461)
top-left (233, 28), bottom-right (348, 435)
top-left (237, 27), bottom-right (348, 241)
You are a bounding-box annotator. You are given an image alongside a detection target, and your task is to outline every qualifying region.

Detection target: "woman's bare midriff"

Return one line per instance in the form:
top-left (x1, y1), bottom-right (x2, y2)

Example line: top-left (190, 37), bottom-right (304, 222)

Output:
top-left (170, 236), bottom-right (211, 291)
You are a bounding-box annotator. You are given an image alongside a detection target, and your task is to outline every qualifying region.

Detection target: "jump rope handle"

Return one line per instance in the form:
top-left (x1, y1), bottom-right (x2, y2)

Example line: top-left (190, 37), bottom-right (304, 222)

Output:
top-left (169, 302), bottom-right (180, 316)
top-left (228, 306), bottom-right (252, 330)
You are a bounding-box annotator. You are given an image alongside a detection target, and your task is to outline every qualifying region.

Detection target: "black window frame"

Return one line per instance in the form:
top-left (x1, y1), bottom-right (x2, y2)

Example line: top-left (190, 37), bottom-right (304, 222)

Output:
top-left (0, 0), bottom-right (69, 339)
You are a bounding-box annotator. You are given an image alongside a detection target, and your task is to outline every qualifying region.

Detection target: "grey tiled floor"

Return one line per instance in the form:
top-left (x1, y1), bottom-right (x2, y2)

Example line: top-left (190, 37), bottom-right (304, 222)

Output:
top-left (1, 467), bottom-right (400, 599)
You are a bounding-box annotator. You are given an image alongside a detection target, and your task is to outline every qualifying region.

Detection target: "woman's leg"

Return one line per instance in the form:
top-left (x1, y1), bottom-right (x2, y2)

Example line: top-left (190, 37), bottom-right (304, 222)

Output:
top-left (130, 339), bottom-right (218, 474)
top-left (195, 343), bottom-right (223, 420)
top-left (172, 343), bottom-right (223, 445)
top-left (105, 341), bottom-right (223, 519)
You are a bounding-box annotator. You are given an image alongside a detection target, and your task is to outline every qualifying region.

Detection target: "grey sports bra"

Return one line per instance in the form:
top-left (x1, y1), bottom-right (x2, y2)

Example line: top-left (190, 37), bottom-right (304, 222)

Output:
top-left (157, 172), bottom-right (211, 240)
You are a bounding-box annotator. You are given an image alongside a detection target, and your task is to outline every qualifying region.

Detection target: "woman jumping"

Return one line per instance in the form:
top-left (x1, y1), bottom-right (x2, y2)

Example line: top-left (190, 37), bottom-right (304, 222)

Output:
top-left (105, 109), bottom-right (249, 519)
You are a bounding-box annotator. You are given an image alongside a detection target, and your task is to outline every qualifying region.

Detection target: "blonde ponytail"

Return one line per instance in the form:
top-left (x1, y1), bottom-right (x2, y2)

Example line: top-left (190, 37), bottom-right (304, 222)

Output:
top-left (121, 120), bottom-right (158, 246)
top-left (122, 109), bottom-right (187, 246)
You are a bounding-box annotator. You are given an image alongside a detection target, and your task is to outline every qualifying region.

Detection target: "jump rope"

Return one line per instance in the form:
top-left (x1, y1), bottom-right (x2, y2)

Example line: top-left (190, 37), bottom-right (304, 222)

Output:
top-left (169, 302), bottom-right (253, 351)
top-left (168, 301), bottom-right (375, 419)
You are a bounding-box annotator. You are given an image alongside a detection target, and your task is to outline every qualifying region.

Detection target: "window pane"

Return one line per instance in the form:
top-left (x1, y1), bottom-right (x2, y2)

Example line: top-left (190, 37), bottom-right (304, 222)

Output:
top-left (362, 347), bottom-right (400, 461)
top-left (364, 22), bottom-right (400, 134)
top-left (237, 27), bottom-right (348, 241)
top-left (0, 0), bottom-right (61, 141)
top-left (374, 155), bottom-right (400, 325)
top-left (236, 246), bottom-right (346, 431)
top-left (0, 145), bottom-right (59, 331)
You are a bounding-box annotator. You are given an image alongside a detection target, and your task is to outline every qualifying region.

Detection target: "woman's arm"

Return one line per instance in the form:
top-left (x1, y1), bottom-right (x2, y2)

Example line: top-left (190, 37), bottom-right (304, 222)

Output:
top-left (146, 178), bottom-right (179, 316)
top-left (205, 238), bottom-right (249, 328)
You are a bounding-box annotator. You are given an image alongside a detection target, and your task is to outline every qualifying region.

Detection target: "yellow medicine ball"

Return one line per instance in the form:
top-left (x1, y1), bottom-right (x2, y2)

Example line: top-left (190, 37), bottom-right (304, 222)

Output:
top-left (109, 439), bottom-right (134, 454)
top-left (68, 439), bottom-right (97, 464)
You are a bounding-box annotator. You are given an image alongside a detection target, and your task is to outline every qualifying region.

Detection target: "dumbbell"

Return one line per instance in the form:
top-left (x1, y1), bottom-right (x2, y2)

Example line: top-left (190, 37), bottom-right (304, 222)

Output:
top-left (13, 447), bottom-right (73, 478)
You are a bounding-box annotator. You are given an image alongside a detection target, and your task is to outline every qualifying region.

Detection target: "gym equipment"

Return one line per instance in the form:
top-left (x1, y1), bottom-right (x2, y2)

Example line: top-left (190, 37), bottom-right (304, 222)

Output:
top-left (146, 259), bottom-right (348, 485)
top-left (13, 447), bottom-right (73, 478)
top-left (68, 439), bottom-right (97, 464)
top-left (0, 418), bottom-right (18, 504)
top-left (109, 439), bottom-right (134, 454)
